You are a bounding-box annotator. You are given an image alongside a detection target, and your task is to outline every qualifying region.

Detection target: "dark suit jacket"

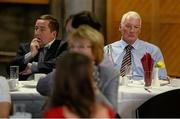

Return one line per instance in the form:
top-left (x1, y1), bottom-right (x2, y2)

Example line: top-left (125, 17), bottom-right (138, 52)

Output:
top-left (9, 39), bottom-right (68, 80)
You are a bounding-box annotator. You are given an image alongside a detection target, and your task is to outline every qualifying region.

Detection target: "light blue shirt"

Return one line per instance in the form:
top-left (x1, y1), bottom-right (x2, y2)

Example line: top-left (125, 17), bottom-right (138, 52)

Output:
top-left (104, 39), bottom-right (167, 80)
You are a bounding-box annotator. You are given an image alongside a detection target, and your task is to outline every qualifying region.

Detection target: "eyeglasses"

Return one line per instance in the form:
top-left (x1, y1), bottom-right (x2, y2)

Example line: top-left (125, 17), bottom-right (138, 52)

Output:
top-left (69, 45), bottom-right (92, 50)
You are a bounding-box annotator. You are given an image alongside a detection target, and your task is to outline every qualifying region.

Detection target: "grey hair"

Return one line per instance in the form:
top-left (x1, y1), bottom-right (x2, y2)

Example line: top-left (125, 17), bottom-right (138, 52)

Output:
top-left (120, 11), bottom-right (142, 27)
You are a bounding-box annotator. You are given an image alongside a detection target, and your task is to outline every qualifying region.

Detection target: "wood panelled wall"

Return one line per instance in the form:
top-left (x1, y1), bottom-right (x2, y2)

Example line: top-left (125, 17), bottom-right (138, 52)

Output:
top-left (107, 0), bottom-right (180, 77)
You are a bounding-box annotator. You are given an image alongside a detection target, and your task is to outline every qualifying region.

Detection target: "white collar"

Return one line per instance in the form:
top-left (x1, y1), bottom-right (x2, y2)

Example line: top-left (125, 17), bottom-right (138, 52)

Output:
top-left (44, 38), bottom-right (55, 49)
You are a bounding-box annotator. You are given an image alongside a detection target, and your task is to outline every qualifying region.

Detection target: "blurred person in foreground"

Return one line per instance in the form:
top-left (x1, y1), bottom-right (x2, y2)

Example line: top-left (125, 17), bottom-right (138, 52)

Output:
top-left (0, 76), bottom-right (11, 118)
top-left (67, 25), bottom-right (119, 110)
top-left (104, 11), bottom-right (167, 80)
top-left (44, 52), bottom-right (115, 118)
top-left (8, 14), bottom-right (67, 80)
top-left (37, 24), bottom-right (119, 112)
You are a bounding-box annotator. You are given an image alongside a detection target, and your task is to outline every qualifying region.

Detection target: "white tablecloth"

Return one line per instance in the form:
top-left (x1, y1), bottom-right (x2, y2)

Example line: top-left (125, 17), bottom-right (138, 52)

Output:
top-left (118, 80), bottom-right (180, 118)
top-left (10, 81), bottom-right (45, 118)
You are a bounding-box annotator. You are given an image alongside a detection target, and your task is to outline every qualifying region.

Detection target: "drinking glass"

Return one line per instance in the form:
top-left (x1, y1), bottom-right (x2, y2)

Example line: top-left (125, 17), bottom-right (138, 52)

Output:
top-left (14, 103), bottom-right (26, 113)
top-left (144, 71), bottom-right (152, 87)
top-left (125, 65), bottom-right (133, 83)
top-left (9, 66), bottom-right (19, 90)
top-left (10, 103), bottom-right (32, 118)
top-left (10, 66), bottom-right (19, 80)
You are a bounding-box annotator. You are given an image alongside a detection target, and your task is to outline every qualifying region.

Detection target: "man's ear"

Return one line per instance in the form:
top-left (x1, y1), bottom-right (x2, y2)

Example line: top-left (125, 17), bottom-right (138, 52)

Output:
top-left (52, 31), bottom-right (57, 37)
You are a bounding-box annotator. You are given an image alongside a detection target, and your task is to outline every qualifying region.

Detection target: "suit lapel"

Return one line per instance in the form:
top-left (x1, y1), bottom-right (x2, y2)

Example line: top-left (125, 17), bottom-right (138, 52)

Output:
top-left (44, 40), bottom-right (60, 60)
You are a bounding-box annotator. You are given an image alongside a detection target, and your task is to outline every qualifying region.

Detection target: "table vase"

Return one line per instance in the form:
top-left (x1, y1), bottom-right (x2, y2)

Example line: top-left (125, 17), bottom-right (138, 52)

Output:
top-left (153, 68), bottom-right (160, 87)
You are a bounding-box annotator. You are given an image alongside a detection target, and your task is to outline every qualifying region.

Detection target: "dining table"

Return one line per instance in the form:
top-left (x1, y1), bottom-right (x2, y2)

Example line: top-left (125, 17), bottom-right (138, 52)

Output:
top-left (117, 79), bottom-right (180, 118)
top-left (10, 80), bottom-right (46, 118)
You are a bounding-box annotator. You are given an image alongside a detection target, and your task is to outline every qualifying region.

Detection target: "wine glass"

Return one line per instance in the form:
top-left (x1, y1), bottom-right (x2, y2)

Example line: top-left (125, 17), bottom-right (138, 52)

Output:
top-left (10, 103), bottom-right (32, 118)
top-left (125, 65), bottom-right (133, 83)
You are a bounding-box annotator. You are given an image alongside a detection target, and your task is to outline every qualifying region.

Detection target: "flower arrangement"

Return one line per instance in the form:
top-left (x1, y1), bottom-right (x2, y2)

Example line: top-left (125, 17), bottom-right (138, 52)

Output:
top-left (155, 61), bottom-right (165, 68)
top-left (153, 61), bottom-right (165, 87)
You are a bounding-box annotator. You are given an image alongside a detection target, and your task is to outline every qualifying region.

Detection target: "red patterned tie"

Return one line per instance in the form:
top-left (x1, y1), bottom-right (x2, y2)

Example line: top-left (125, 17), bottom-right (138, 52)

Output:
top-left (120, 45), bottom-right (133, 76)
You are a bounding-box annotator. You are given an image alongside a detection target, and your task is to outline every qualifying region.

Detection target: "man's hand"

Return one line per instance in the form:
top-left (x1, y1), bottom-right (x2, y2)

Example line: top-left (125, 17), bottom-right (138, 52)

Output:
top-left (30, 38), bottom-right (40, 57)
top-left (19, 63), bottom-right (32, 75)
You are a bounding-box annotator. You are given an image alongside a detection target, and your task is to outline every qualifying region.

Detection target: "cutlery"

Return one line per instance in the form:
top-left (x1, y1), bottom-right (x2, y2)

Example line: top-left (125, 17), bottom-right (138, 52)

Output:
top-left (144, 87), bottom-right (151, 93)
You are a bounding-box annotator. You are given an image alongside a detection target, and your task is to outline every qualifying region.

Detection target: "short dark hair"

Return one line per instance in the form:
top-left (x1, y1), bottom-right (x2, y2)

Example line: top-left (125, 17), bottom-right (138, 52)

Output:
top-left (71, 11), bottom-right (101, 31)
top-left (38, 14), bottom-right (59, 36)
top-left (64, 14), bottom-right (74, 28)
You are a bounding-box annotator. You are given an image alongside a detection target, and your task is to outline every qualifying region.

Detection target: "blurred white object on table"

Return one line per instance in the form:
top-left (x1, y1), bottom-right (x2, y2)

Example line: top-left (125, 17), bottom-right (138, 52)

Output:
top-left (170, 78), bottom-right (180, 87)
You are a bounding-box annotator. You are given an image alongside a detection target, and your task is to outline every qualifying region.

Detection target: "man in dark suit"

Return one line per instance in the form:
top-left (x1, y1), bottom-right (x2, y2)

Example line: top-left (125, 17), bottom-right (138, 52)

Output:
top-left (9, 14), bottom-right (67, 80)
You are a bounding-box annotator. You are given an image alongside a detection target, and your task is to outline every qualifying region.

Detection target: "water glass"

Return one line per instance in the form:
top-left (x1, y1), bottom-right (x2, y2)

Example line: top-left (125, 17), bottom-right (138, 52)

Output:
top-left (10, 103), bottom-right (32, 119)
top-left (125, 65), bottom-right (133, 82)
top-left (10, 66), bottom-right (19, 80)
top-left (14, 103), bottom-right (26, 113)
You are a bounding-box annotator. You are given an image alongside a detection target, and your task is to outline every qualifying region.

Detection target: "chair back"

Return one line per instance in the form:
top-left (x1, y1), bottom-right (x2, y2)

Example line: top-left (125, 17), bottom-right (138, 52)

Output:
top-left (136, 89), bottom-right (180, 118)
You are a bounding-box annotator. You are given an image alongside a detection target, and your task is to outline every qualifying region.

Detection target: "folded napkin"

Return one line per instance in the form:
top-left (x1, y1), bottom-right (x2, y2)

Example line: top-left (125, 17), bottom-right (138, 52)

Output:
top-left (141, 53), bottom-right (154, 86)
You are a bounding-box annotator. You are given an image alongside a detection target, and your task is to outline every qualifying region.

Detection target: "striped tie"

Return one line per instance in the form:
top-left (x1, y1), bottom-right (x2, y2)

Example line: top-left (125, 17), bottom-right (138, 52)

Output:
top-left (120, 45), bottom-right (133, 76)
top-left (38, 47), bottom-right (48, 62)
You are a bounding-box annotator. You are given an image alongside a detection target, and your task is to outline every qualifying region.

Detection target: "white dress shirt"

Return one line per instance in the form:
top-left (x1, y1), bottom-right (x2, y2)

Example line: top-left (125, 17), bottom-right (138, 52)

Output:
top-left (104, 39), bottom-right (167, 80)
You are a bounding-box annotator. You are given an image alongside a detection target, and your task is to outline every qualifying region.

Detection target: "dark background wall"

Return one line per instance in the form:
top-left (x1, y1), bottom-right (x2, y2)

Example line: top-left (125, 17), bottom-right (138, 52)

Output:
top-left (0, 3), bottom-right (49, 51)
top-left (0, 3), bottom-right (49, 77)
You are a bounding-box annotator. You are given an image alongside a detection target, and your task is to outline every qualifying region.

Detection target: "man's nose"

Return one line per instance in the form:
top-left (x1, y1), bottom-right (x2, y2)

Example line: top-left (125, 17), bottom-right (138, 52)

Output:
top-left (130, 26), bottom-right (135, 32)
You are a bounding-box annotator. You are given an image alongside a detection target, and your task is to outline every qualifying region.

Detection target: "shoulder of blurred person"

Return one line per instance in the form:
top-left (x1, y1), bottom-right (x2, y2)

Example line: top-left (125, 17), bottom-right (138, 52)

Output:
top-left (97, 61), bottom-right (119, 111)
top-left (36, 51), bottom-right (69, 96)
top-left (0, 76), bottom-right (11, 118)
top-left (99, 55), bottom-right (119, 81)
top-left (36, 70), bottom-right (54, 96)
top-left (0, 76), bottom-right (11, 103)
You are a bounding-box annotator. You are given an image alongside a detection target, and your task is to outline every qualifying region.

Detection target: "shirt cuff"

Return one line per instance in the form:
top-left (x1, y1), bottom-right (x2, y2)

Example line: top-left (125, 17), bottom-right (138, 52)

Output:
top-left (24, 52), bottom-right (33, 64)
top-left (32, 62), bottom-right (39, 73)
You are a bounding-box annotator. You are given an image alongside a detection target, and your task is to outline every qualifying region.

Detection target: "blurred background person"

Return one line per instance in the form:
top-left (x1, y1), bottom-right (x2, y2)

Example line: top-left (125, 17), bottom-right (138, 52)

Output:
top-left (37, 12), bottom-right (119, 111)
top-left (37, 11), bottom-right (102, 96)
top-left (8, 14), bottom-right (67, 80)
top-left (56, 11), bottom-right (101, 54)
top-left (44, 52), bottom-right (115, 118)
top-left (37, 11), bottom-right (101, 96)
top-left (0, 76), bottom-right (11, 118)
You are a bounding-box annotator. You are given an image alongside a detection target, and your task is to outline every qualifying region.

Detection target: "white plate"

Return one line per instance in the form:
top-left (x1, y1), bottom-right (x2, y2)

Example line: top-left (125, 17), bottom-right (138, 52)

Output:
top-left (22, 81), bottom-right (37, 88)
top-left (10, 87), bottom-right (20, 92)
top-left (127, 80), bottom-right (169, 87)
top-left (170, 78), bottom-right (180, 87)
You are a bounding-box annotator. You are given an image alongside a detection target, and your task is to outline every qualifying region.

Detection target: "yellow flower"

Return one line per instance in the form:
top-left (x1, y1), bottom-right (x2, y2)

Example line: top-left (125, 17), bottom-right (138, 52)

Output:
top-left (155, 61), bottom-right (165, 68)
